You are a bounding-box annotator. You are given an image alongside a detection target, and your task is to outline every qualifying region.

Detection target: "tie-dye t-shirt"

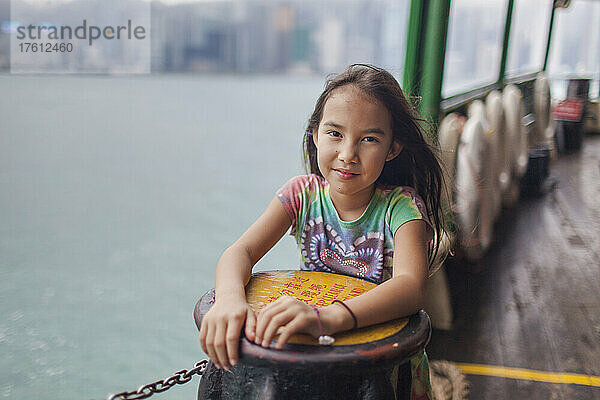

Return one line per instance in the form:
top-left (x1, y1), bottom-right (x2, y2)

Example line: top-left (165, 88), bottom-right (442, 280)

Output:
top-left (276, 174), bottom-right (432, 284)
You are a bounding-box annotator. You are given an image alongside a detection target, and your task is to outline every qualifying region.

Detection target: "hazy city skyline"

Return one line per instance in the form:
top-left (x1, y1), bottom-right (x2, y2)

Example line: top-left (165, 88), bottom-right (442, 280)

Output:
top-left (0, 0), bottom-right (597, 88)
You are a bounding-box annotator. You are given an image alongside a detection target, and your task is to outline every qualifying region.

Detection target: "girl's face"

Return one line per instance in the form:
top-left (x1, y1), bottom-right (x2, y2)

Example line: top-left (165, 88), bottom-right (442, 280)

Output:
top-left (313, 85), bottom-right (402, 204)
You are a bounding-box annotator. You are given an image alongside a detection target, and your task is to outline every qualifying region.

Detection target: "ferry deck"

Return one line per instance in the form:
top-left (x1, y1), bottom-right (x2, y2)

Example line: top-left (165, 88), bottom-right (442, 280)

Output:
top-left (428, 133), bottom-right (600, 399)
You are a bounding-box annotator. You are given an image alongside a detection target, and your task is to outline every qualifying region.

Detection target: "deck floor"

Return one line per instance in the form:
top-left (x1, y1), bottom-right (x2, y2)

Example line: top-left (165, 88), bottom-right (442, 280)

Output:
top-left (427, 134), bottom-right (600, 399)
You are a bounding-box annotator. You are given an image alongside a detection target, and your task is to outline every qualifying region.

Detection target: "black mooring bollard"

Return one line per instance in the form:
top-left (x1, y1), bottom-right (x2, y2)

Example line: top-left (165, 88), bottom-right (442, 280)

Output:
top-left (194, 271), bottom-right (431, 400)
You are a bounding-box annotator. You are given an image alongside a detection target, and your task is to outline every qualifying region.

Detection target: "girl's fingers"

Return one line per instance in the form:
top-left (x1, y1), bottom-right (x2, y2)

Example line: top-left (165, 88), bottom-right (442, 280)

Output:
top-left (213, 322), bottom-right (230, 370)
top-left (225, 316), bottom-right (244, 367)
top-left (245, 309), bottom-right (257, 342)
top-left (254, 300), bottom-right (287, 344)
top-left (275, 316), bottom-right (306, 349)
top-left (204, 322), bottom-right (220, 369)
top-left (261, 312), bottom-right (293, 347)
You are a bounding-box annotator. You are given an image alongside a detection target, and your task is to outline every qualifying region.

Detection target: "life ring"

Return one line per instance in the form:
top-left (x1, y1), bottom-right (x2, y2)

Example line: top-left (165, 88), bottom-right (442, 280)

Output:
top-left (534, 71), bottom-right (552, 145)
top-left (485, 90), bottom-right (507, 216)
top-left (454, 116), bottom-right (490, 261)
top-left (469, 100), bottom-right (501, 223)
top-left (438, 113), bottom-right (463, 202)
top-left (503, 85), bottom-right (528, 178)
top-left (502, 85), bottom-right (528, 207)
top-left (467, 100), bottom-right (488, 129)
top-left (498, 88), bottom-right (515, 205)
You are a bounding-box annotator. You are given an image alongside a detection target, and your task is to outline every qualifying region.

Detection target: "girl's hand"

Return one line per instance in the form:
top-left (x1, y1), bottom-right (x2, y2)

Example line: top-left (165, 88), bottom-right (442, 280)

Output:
top-left (199, 298), bottom-right (256, 370)
top-left (255, 296), bottom-right (327, 350)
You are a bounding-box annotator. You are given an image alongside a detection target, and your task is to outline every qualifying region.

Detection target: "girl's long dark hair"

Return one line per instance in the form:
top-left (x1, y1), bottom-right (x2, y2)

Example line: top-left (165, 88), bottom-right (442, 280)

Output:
top-left (303, 64), bottom-right (447, 271)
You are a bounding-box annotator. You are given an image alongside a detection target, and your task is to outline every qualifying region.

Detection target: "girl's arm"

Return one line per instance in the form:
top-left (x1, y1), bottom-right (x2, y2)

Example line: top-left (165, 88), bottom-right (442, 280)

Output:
top-left (199, 196), bottom-right (292, 370)
top-left (256, 219), bottom-right (429, 348)
top-left (330, 218), bottom-right (429, 326)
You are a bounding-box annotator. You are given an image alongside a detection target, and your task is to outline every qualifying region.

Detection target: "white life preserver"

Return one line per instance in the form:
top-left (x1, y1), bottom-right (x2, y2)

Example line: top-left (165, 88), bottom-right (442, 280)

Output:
top-left (467, 100), bottom-right (487, 126)
top-left (502, 85), bottom-right (528, 205)
top-left (437, 113), bottom-right (462, 264)
top-left (469, 100), bottom-right (501, 224)
top-left (535, 72), bottom-right (557, 154)
top-left (486, 90), bottom-right (508, 215)
top-left (438, 113), bottom-right (463, 200)
top-left (455, 116), bottom-right (491, 261)
top-left (534, 71), bottom-right (552, 145)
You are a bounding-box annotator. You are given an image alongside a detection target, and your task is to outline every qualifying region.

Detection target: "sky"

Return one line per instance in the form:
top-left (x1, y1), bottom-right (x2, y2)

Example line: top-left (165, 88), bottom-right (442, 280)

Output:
top-left (20, 0), bottom-right (228, 3)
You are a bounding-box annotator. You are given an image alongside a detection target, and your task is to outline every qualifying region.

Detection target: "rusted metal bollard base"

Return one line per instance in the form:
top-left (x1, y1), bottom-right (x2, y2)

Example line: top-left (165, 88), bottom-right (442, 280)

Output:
top-left (197, 360), bottom-right (411, 400)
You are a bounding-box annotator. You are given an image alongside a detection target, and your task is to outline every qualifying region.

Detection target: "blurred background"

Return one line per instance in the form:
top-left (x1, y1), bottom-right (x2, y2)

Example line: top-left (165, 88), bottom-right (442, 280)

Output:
top-left (0, 1), bottom-right (598, 399)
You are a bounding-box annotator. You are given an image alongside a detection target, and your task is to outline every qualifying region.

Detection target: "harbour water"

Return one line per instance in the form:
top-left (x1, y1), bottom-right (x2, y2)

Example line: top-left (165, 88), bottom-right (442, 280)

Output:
top-left (0, 73), bottom-right (326, 400)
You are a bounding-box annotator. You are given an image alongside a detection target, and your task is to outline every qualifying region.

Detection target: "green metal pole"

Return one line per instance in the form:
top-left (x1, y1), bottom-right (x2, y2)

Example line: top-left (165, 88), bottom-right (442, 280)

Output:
top-left (420, 0), bottom-right (451, 124)
top-left (403, 0), bottom-right (426, 97)
top-left (498, 0), bottom-right (515, 86)
top-left (543, 1), bottom-right (557, 71)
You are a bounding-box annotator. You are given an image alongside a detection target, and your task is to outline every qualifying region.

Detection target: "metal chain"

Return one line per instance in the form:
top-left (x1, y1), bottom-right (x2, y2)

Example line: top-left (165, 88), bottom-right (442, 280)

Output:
top-left (107, 360), bottom-right (209, 400)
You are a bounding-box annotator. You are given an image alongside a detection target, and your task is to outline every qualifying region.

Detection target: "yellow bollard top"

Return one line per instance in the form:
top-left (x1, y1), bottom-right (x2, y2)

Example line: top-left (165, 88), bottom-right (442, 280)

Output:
top-left (246, 270), bottom-right (408, 346)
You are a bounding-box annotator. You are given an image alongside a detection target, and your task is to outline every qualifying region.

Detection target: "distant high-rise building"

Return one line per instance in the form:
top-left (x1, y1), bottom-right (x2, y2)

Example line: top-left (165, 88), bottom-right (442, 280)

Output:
top-left (274, 5), bottom-right (294, 72)
top-left (315, 18), bottom-right (343, 73)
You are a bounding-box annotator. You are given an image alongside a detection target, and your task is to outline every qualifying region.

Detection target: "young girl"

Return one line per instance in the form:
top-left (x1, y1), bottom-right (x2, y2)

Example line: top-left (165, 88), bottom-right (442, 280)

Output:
top-left (199, 64), bottom-right (445, 399)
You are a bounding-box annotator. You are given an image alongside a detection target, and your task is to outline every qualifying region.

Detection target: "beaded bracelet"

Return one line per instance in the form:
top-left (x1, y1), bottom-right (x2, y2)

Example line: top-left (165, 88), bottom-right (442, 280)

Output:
top-left (311, 305), bottom-right (335, 345)
top-left (332, 300), bottom-right (358, 330)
